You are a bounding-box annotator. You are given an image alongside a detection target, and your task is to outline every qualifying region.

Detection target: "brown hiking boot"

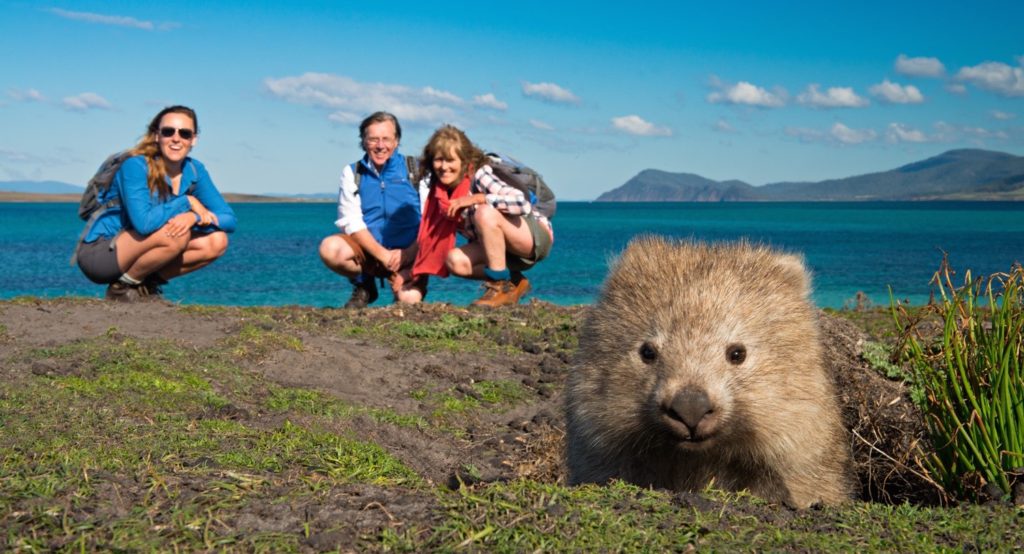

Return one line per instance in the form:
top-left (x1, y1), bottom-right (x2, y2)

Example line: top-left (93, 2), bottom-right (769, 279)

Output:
top-left (471, 277), bottom-right (530, 308)
top-left (344, 278), bottom-right (379, 309)
top-left (105, 281), bottom-right (143, 303)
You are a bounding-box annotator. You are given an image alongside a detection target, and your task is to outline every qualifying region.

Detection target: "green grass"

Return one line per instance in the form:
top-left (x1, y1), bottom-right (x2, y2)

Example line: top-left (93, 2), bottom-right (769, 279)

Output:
top-left (417, 379), bottom-right (530, 422)
top-left (341, 305), bottom-right (580, 355)
top-left (381, 479), bottom-right (1020, 552)
top-left (894, 261), bottom-right (1024, 500)
top-left (0, 328), bottom-right (421, 551)
top-left (266, 385), bottom-right (429, 429)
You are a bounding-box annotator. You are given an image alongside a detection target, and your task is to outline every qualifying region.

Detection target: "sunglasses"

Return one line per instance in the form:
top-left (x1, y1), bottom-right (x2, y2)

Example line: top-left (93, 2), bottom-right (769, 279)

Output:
top-left (159, 127), bottom-right (195, 140)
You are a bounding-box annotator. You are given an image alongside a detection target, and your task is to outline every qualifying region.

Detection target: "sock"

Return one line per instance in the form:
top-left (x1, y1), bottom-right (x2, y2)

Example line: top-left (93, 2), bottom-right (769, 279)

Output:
top-left (484, 267), bottom-right (511, 282)
top-left (119, 273), bottom-right (142, 286)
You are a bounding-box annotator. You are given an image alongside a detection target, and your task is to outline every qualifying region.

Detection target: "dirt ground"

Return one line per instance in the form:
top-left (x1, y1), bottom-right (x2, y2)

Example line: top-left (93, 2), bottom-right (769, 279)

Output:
top-left (0, 297), bottom-right (949, 547)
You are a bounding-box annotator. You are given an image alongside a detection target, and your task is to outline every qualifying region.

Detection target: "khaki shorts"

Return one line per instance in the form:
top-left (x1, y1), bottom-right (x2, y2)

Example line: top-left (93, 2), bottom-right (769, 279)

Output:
top-left (338, 234), bottom-right (390, 278)
top-left (338, 234), bottom-right (428, 296)
top-left (507, 214), bottom-right (552, 272)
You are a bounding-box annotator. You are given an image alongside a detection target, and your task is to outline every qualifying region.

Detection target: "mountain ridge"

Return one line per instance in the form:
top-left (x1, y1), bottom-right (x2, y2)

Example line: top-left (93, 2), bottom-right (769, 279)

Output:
top-left (596, 149), bottom-right (1024, 202)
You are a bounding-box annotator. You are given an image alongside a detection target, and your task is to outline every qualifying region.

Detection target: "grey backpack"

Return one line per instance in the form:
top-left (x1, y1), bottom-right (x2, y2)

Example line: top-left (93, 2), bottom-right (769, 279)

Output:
top-left (486, 152), bottom-right (556, 219)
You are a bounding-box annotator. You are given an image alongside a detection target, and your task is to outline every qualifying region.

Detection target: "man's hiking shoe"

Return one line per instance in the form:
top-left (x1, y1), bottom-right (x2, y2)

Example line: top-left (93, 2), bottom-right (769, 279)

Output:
top-left (471, 277), bottom-right (530, 308)
top-left (105, 281), bottom-right (143, 303)
top-left (141, 274), bottom-right (168, 297)
top-left (344, 279), bottom-right (379, 309)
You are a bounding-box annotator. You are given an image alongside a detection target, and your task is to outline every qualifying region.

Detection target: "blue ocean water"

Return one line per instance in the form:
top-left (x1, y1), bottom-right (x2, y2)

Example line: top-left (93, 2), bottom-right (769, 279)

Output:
top-left (2, 201), bottom-right (1023, 308)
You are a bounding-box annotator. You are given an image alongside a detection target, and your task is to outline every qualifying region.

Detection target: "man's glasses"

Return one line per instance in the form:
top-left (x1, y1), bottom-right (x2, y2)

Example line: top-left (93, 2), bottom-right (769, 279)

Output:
top-left (364, 136), bottom-right (395, 146)
top-left (159, 127), bottom-right (195, 140)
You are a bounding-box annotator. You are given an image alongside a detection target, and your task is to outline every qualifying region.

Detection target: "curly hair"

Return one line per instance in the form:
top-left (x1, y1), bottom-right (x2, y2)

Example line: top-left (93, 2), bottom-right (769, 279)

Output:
top-left (419, 125), bottom-right (488, 185)
top-left (128, 105), bottom-right (198, 199)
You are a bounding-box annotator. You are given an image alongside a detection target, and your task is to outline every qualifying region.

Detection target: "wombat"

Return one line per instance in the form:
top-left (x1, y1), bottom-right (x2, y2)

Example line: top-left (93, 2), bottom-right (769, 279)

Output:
top-left (565, 236), bottom-right (853, 508)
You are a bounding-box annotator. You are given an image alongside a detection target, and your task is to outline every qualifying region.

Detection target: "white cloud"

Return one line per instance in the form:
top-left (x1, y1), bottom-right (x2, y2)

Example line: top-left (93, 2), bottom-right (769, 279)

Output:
top-left (521, 81), bottom-right (580, 104)
top-left (886, 123), bottom-right (928, 143)
top-left (991, 110), bottom-right (1017, 121)
top-left (8, 88), bottom-right (45, 102)
top-left (529, 119), bottom-right (554, 131)
top-left (62, 92), bottom-right (112, 112)
top-left (796, 84), bottom-right (869, 108)
top-left (946, 82), bottom-right (968, 95)
top-left (785, 123), bottom-right (875, 145)
top-left (713, 119), bottom-right (735, 133)
top-left (611, 115), bottom-right (672, 137)
top-left (869, 79), bottom-right (925, 104)
top-left (47, 8), bottom-right (175, 31)
top-left (955, 57), bottom-right (1024, 97)
top-left (264, 72), bottom-right (470, 125)
top-left (472, 93), bottom-right (507, 111)
top-left (830, 122), bottom-right (877, 144)
top-left (422, 87), bottom-right (464, 106)
top-left (707, 80), bottom-right (785, 108)
top-left (895, 54), bottom-right (945, 78)
top-left (326, 112), bottom-right (362, 125)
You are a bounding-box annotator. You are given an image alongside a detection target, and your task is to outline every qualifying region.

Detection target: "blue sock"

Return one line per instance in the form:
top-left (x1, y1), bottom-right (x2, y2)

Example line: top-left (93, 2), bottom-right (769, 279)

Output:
top-left (484, 267), bottom-right (511, 282)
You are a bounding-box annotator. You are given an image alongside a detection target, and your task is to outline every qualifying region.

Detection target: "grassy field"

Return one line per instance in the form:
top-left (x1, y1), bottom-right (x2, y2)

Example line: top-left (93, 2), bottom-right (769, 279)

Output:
top-left (1, 299), bottom-right (1021, 552)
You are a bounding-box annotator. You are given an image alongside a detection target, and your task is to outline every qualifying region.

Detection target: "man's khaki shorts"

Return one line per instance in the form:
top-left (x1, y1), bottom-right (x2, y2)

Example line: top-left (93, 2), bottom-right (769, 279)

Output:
top-left (337, 234), bottom-right (428, 296)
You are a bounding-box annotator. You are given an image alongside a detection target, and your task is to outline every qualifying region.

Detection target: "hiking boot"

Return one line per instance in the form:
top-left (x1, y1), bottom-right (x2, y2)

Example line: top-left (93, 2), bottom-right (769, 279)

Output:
top-left (105, 281), bottom-right (143, 303)
top-left (471, 277), bottom-right (530, 307)
top-left (141, 274), bottom-right (167, 297)
top-left (344, 278), bottom-right (379, 309)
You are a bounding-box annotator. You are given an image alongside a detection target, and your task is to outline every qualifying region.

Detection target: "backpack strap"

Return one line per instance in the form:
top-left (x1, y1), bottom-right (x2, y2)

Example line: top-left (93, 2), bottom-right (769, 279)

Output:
top-left (353, 162), bottom-right (362, 189)
top-left (405, 155), bottom-right (418, 184)
top-left (352, 156), bottom-right (418, 194)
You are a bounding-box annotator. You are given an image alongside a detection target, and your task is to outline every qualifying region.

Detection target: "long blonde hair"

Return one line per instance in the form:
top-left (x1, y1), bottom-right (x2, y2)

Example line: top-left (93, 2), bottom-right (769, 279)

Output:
top-left (420, 125), bottom-right (488, 184)
top-left (128, 105), bottom-right (199, 198)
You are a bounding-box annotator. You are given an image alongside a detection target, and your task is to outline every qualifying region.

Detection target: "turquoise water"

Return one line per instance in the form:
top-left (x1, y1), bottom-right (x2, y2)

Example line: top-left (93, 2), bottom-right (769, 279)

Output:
top-left (2, 201), bottom-right (1023, 308)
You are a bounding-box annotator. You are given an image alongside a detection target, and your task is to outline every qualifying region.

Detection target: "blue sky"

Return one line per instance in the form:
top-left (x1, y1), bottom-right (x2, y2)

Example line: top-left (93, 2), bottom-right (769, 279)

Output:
top-left (1, 1), bottom-right (1022, 200)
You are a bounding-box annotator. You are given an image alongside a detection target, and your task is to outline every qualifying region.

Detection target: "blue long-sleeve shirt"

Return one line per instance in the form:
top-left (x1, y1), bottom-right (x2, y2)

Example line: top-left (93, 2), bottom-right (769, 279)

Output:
top-left (84, 155), bottom-right (236, 242)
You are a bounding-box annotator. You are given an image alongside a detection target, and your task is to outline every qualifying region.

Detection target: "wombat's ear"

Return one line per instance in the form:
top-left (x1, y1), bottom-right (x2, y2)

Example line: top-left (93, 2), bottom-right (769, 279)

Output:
top-left (773, 253), bottom-right (812, 298)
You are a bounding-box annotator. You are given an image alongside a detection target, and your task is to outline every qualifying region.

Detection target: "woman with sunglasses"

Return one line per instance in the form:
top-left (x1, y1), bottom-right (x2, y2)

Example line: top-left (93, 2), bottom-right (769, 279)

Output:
top-left (76, 105), bottom-right (236, 301)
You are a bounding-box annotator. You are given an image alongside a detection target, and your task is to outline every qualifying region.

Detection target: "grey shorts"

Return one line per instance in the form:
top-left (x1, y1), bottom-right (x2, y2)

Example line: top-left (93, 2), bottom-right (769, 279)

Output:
top-left (508, 214), bottom-right (553, 272)
top-left (77, 237), bottom-right (122, 284)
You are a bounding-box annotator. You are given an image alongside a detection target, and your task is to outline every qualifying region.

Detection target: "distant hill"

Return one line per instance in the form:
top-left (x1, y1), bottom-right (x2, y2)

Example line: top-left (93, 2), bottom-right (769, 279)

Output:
top-left (265, 192), bottom-right (335, 200)
top-left (596, 149), bottom-right (1024, 202)
top-left (597, 170), bottom-right (764, 202)
top-left (0, 180), bottom-right (84, 194)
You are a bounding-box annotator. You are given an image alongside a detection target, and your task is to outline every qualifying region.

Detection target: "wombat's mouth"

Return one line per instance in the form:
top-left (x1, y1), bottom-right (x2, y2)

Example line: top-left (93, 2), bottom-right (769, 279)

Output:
top-left (657, 387), bottom-right (720, 446)
top-left (659, 415), bottom-right (718, 447)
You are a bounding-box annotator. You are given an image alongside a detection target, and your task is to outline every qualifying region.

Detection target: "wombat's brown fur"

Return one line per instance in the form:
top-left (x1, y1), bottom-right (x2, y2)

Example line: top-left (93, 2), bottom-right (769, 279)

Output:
top-left (565, 237), bottom-right (853, 508)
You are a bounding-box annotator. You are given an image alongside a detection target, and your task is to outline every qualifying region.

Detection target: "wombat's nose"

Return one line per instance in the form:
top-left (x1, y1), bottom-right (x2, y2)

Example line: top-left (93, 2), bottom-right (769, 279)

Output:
top-left (666, 388), bottom-right (714, 433)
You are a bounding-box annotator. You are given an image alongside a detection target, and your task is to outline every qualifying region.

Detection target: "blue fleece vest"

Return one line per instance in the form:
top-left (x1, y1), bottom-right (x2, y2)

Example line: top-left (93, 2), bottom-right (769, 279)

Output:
top-left (354, 151), bottom-right (420, 249)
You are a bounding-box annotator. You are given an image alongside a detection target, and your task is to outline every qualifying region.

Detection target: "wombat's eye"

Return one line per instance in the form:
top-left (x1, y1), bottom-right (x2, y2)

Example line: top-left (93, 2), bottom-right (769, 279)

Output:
top-left (726, 344), bottom-right (747, 365)
top-left (638, 342), bottom-right (659, 364)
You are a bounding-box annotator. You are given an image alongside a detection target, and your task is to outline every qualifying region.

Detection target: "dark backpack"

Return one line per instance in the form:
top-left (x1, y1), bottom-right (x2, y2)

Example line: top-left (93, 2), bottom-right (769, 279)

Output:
top-left (78, 150), bottom-right (134, 221)
top-left (486, 152), bottom-right (556, 219)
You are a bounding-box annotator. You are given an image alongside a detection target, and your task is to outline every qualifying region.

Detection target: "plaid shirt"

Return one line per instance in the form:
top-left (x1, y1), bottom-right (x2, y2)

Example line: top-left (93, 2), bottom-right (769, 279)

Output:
top-left (460, 165), bottom-right (552, 241)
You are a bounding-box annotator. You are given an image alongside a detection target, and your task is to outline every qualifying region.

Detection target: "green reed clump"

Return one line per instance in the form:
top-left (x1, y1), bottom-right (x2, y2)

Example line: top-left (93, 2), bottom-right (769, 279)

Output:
top-left (894, 261), bottom-right (1024, 500)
